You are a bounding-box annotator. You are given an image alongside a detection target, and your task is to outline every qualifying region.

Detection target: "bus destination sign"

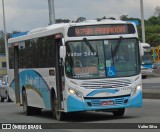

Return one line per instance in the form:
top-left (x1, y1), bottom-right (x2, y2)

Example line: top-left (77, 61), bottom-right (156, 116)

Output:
top-left (68, 24), bottom-right (135, 37)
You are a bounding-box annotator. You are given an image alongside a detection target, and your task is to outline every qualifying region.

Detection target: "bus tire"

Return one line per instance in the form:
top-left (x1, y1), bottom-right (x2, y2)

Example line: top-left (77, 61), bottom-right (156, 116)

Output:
top-left (22, 90), bottom-right (32, 116)
top-left (6, 95), bottom-right (12, 102)
top-left (6, 91), bottom-right (12, 102)
top-left (52, 92), bottom-right (65, 121)
top-left (33, 107), bottom-right (41, 115)
top-left (0, 97), bottom-right (5, 102)
top-left (142, 75), bottom-right (147, 79)
top-left (113, 108), bottom-right (125, 117)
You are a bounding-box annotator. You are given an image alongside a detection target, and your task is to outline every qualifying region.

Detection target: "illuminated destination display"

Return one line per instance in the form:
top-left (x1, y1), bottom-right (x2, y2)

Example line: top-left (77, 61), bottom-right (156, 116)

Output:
top-left (68, 24), bottom-right (135, 37)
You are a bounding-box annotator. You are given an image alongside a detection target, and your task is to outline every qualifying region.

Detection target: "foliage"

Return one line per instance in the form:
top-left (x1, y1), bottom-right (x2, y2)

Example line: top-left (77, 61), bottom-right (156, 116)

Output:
top-left (56, 18), bottom-right (70, 23)
top-left (146, 16), bottom-right (160, 25)
top-left (145, 16), bottom-right (160, 46)
top-left (0, 31), bottom-right (5, 54)
top-left (145, 25), bottom-right (160, 46)
top-left (76, 17), bottom-right (86, 22)
top-left (154, 6), bottom-right (160, 16)
top-left (0, 30), bottom-right (19, 54)
top-left (120, 14), bottom-right (160, 47)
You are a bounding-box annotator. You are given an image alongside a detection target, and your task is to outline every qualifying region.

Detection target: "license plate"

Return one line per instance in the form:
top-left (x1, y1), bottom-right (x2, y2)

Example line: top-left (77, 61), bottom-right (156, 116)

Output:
top-left (101, 100), bottom-right (114, 106)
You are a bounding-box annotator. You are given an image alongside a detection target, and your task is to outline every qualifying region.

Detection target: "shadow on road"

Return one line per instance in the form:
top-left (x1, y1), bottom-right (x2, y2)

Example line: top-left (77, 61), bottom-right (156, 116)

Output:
top-left (15, 110), bottom-right (138, 122)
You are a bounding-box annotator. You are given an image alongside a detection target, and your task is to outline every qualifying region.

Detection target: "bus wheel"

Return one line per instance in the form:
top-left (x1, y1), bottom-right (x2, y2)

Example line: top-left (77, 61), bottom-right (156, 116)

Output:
top-left (52, 93), bottom-right (65, 121)
top-left (22, 90), bottom-right (32, 116)
top-left (6, 95), bottom-right (12, 102)
top-left (142, 75), bottom-right (147, 79)
top-left (0, 97), bottom-right (5, 102)
top-left (113, 108), bottom-right (125, 117)
top-left (6, 92), bottom-right (12, 102)
top-left (33, 107), bottom-right (41, 115)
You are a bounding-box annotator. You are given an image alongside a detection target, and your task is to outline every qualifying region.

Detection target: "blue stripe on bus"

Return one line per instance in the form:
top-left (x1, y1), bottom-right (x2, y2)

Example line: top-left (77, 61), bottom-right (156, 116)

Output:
top-left (67, 96), bottom-right (84, 112)
top-left (67, 91), bottom-right (142, 112)
top-left (10, 70), bottom-right (51, 110)
top-left (11, 32), bottom-right (28, 38)
top-left (141, 64), bottom-right (153, 69)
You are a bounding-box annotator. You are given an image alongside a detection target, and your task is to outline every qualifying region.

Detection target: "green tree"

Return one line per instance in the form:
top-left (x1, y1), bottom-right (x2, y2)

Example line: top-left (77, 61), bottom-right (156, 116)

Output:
top-left (120, 15), bottom-right (129, 20)
top-left (144, 16), bottom-right (160, 46)
top-left (56, 18), bottom-right (70, 23)
top-left (145, 25), bottom-right (160, 46)
top-left (76, 17), bottom-right (86, 22)
top-left (0, 31), bottom-right (5, 54)
top-left (146, 16), bottom-right (160, 25)
top-left (154, 6), bottom-right (160, 16)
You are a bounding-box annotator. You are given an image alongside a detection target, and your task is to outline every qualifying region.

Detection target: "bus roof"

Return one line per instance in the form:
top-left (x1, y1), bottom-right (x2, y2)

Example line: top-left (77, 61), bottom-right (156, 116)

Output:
top-left (8, 19), bottom-right (135, 44)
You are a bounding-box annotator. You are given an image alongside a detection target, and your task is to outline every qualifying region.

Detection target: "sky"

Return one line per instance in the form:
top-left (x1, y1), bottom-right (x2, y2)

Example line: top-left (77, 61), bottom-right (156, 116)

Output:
top-left (0, 0), bottom-right (160, 33)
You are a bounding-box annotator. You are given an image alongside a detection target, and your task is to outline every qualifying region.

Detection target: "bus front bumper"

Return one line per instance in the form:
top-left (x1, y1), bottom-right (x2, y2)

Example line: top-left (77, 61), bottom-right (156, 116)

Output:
top-left (67, 91), bottom-right (142, 112)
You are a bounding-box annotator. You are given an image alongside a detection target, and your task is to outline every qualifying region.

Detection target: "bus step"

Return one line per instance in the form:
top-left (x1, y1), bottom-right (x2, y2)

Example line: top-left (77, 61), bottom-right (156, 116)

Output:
top-left (58, 109), bottom-right (64, 112)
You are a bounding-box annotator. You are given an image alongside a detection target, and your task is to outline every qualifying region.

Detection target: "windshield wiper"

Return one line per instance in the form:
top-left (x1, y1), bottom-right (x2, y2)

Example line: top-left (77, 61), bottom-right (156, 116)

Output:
top-left (83, 38), bottom-right (96, 53)
top-left (112, 36), bottom-right (123, 57)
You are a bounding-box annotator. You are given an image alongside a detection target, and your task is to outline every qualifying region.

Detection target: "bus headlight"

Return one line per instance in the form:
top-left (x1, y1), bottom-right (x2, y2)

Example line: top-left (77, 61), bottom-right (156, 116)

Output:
top-left (68, 88), bottom-right (83, 100)
top-left (131, 84), bottom-right (142, 97)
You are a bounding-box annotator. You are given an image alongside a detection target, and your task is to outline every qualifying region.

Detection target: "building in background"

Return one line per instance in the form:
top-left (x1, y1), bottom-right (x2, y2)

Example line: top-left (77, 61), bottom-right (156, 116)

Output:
top-left (0, 53), bottom-right (7, 78)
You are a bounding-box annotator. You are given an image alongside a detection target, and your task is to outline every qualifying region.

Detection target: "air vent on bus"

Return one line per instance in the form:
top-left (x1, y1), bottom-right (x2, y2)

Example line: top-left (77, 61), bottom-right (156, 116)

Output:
top-left (80, 79), bottom-right (132, 89)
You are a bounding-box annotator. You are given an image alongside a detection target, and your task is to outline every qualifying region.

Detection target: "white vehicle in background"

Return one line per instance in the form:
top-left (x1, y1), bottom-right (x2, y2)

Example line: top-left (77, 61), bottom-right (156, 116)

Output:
top-left (139, 42), bottom-right (154, 79)
top-left (0, 75), bottom-right (12, 102)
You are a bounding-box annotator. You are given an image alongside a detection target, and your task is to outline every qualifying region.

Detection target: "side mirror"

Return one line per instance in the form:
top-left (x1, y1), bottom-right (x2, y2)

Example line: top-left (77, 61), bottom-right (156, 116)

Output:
top-left (62, 38), bottom-right (65, 45)
top-left (139, 43), bottom-right (144, 57)
top-left (60, 46), bottom-right (66, 58)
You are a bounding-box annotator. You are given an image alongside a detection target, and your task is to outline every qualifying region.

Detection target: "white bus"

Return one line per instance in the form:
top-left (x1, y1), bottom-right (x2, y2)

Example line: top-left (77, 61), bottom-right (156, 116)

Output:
top-left (140, 43), bottom-right (153, 79)
top-left (7, 19), bottom-right (142, 120)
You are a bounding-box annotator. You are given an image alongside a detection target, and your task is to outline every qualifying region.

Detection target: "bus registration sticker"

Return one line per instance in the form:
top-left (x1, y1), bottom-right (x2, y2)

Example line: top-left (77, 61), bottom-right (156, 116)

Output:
top-left (101, 100), bottom-right (114, 106)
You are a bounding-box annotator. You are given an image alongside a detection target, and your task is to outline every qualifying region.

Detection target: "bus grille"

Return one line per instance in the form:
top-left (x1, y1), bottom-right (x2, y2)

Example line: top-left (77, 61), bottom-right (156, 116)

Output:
top-left (81, 79), bottom-right (132, 89)
top-left (115, 98), bottom-right (124, 104)
top-left (88, 98), bottom-right (127, 107)
top-left (91, 100), bottom-right (101, 106)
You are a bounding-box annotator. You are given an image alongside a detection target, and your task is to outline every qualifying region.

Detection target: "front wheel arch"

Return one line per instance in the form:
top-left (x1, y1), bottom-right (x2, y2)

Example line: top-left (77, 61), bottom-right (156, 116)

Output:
top-left (50, 88), bottom-right (65, 121)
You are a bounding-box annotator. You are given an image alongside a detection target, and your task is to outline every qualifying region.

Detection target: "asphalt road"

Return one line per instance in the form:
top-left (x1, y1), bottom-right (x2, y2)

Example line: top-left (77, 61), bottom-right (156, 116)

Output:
top-left (0, 99), bottom-right (160, 123)
top-left (0, 99), bottom-right (160, 132)
top-left (142, 77), bottom-right (160, 99)
top-left (142, 77), bottom-right (160, 90)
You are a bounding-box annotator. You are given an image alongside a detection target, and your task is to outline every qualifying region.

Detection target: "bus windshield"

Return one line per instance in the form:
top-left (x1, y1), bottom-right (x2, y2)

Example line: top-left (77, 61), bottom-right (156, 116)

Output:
top-left (65, 38), bottom-right (140, 79)
top-left (141, 51), bottom-right (153, 65)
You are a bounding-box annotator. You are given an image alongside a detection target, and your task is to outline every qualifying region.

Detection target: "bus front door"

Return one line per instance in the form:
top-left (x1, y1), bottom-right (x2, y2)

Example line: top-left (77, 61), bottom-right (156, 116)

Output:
top-left (14, 46), bottom-right (20, 104)
top-left (55, 37), bottom-right (64, 111)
